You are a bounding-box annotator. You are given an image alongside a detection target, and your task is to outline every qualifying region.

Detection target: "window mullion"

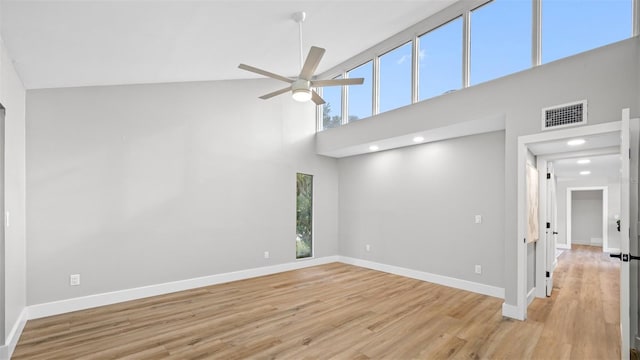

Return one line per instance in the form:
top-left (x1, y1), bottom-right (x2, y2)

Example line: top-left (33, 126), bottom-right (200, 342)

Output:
top-left (411, 36), bottom-right (419, 103)
top-left (634, 0), bottom-right (639, 36)
top-left (462, 11), bottom-right (471, 88)
top-left (341, 72), bottom-right (348, 125)
top-left (373, 56), bottom-right (380, 115)
top-left (532, 0), bottom-right (541, 66)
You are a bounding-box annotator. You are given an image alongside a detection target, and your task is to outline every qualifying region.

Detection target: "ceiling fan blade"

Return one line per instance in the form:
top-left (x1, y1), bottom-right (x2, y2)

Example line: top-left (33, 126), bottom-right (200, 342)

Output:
top-left (259, 86), bottom-right (292, 100)
top-left (299, 46), bottom-right (326, 80)
top-left (312, 78), bottom-right (364, 87)
top-left (238, 64), bottom-right (294, 84)
top-left (311, 90), bottom-right (325, 105)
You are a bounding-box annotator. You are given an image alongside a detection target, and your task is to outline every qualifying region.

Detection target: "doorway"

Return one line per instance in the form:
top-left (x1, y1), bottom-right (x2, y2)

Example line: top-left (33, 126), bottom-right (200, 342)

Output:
top-left (566, 187), bottom-right (613, 252)
top-left (515, 114), bottom-right (638, 357)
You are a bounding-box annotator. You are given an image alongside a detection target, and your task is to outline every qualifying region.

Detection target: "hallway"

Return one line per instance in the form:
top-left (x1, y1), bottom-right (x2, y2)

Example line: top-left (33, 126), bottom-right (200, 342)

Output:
top-left (529, 244), bottom-right (620, 359)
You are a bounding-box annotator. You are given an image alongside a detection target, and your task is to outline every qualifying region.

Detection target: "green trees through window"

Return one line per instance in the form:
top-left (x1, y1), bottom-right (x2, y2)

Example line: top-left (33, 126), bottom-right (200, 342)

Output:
top-left (296, 173), bottom-right (313, 259)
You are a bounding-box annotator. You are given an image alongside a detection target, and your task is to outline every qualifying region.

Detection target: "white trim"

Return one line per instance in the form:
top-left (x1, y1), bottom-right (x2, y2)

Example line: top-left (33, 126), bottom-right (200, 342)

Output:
top-left (502, 302), bottom-right (524, 320)
top-left (527, 287), bottom-right (536, 305)
top-left (535, 157), bottom-right (548, 299)
top-left (338, 256), bottom-right (505, 299)
top-left (557, 243), bottom-right (571, 250)
top-left (0, 307), bottom-right (28, 360)
top-left (566, 186), bottom-right (608, 251)
top-left (25, 255), bottom-right (507, 323)
top-left (28, 256), bottom-right (339, 320)
top-left (605, 247), bottom-right (621, 254)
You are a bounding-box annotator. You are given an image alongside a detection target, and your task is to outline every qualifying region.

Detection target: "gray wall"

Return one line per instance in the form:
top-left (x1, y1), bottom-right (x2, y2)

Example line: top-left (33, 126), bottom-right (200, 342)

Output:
top-left (338, 131), bottom-right (505, 288)
top-left (1, 44), bottom-right (26, 344)
top-left (556, 179), bottom-right (620, 250)
top-left (319, 37), bottom-right (639, 304)
top-left (26, 79), bottom-right (339, 305)
top-left (571, 190), bottom-right (603, 245)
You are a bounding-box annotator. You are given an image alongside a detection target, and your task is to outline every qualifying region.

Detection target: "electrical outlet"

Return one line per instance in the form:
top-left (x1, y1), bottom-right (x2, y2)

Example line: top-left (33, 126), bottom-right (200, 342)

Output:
top-left (475, 215), bottom-right (482, 224)
top-left (70, 274), bottom-right (80, 286)
top-left (474, 265), bottom-right (482, 274)
top-left (264, 251), bottom-right (269, 259)
top-left (365, 244), bottom-right (371, 252)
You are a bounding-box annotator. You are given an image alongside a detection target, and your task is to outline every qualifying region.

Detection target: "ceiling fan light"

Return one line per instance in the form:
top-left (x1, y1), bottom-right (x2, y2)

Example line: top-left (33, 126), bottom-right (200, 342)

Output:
top-left (292, 88), bottom-right (312, 102)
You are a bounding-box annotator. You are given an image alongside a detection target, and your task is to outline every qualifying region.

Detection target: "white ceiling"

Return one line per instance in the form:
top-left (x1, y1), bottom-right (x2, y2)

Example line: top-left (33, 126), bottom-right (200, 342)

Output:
top-left (526, 131), bottom-right (622, 182)
top-left (2, 0), bottom-right (457, 89)
top-left (553, 154), bottom-right (621, 181)
top-left (527, 131), bottom-right (621, 156)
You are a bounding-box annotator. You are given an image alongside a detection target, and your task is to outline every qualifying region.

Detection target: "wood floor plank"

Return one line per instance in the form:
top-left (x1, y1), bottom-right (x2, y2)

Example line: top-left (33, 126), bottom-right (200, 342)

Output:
top-left (13, 245), bottom-right (619, 359)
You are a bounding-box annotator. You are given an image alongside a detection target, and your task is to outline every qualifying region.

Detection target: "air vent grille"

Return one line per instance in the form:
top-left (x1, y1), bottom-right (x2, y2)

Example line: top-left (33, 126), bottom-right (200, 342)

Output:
top-left (541, 100), bottom-right (587, 131)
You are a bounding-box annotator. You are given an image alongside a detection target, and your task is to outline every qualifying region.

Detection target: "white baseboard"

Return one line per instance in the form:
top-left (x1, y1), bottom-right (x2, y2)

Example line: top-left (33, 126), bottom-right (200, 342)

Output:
top-left (502, 302), bottom-right (524, 320)
top-left (527, 287), bottom-right (536, 305)
top-left (557, 244), bottom-right (571, 250)
top-left (28, 256), bottom-right (340, 320)
top-left (604, 247), bottom-right (620, 254)
top-left (338, 256), bottom-right (505, 299)
top-left (0, 307), bottom-right (28, 360)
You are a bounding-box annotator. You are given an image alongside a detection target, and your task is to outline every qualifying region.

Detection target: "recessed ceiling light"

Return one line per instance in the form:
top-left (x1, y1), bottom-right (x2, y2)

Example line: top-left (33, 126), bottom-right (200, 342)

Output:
top-left (577, 159), bottom-right (591, 164)
top-left (369, 145), bottom-right (379, 151)
top-left (567, 139), bottom-right (586, 146)
top-left (413, 136), bottom-right (424, 143)
top-left (580, 170), bottom-right (591, 175)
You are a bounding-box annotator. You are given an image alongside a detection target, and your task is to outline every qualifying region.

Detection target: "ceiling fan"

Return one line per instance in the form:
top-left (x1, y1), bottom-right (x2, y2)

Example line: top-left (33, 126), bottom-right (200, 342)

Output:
top-left (238, 12), bottom-right (364, 105)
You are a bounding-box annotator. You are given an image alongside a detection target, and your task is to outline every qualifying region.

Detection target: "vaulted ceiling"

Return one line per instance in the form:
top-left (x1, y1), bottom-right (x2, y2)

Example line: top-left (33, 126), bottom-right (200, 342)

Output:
top-left (2, 0), bottom-right (457, 89)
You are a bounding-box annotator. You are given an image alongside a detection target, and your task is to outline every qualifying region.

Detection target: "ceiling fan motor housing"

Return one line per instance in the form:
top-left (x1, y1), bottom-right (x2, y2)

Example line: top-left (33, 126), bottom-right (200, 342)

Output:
top-left (291, 79), bottom-right (312, 102)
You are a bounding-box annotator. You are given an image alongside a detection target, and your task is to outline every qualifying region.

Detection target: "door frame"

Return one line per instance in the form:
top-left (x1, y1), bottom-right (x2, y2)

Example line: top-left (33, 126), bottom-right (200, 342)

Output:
top-left (515, 120), bottom-right (622, 320)
top-left (565, 186), bottom-right (610, 251)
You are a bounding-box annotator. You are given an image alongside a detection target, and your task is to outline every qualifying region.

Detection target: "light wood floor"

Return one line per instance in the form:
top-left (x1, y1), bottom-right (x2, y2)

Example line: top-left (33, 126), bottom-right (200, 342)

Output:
top-left (13, 245), bottom-right (619, 359)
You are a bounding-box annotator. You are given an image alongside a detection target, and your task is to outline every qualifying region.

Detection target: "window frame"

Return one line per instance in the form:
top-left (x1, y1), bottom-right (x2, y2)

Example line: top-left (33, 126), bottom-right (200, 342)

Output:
top-left (295, 172), bottom-right (314, 260)
top-left (316, 0), bottom-right (639, 131)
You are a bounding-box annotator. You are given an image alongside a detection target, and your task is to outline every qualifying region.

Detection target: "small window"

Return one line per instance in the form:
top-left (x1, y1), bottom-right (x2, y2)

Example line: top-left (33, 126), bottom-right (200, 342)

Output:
top-left (418, 17), bottom-right (463, 101)
top-left (347, 61), bottom-right (373, 122)
top-left (296, 173), bottom-right (313, 259)
top-left (321, 76), bottom-right (342, 130)
top-left (379, 42), bottom-right (412, 113)
top-left (542, 0), bottom-right (632, 64)
top-left (470, 0), bottom-right (531, 85)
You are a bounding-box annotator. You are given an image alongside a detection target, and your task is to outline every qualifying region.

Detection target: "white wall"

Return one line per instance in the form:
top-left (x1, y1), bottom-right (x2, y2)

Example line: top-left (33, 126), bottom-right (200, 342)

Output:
top-left (571, 190), bottom-right (603, 245)
top-left (556, 179), bottom-right (620, 250)
top-left (26, 79), bottom-right (339, 305)
top-left (0, 43), bottom-right (27, 350)
top-left (338, 131), bottom-right (505, 288)
top-left (318, 37), bottom-right (640, 305)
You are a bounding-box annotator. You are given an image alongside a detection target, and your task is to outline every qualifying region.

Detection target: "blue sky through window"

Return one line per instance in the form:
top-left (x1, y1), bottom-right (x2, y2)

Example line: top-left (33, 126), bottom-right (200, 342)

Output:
top-left (347, 61), bottom-right (373, 121)
top-left (322, 0), bottom-right (633, 130)
top-left (470, 0), bottom-right (531, 85)
top-left (419, 17), bottom-right (463, 101)
top-left (322, 75), bottom-right (342, 129)
top-left (379, 42), bottom-right (412, 113)
top-left (542, 0), bottom-right (632, 64)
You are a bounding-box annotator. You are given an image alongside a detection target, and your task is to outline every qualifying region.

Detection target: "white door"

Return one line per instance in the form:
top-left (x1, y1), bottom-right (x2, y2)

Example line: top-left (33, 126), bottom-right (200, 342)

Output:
top-left (617, 110), bottom-right (639, 358)
top-left (545, 162), bottom-right (558, 296)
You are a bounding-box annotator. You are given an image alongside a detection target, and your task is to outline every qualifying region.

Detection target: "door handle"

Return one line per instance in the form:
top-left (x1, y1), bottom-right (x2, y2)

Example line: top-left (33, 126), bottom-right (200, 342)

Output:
top-left (553, 232), bottom-right (558, 235)
top-left (610, 253), bottom-right (640, 262)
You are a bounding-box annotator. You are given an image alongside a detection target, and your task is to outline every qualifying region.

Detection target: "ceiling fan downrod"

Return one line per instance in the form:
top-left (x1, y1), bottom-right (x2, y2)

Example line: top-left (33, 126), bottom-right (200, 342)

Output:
top-left (292, 11), bottom-right (306, 73)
